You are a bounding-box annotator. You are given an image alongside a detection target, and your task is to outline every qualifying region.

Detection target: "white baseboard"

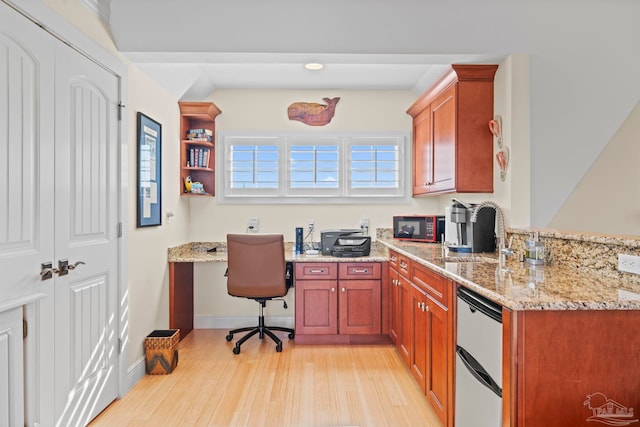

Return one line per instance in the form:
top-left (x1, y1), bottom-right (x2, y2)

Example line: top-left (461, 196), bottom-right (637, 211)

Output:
top-left (124, 356), bottom-right (146, 394)
top-left (194, 316), bottom-right (295, 330)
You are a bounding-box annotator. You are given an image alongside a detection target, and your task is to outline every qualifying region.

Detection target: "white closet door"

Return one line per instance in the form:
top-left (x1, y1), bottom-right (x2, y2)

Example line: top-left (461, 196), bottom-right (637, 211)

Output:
top-left (0, 2), bottom-right (55, 305)
top-left (0, 4), bottom-right (55, 426)
top-left (52, 38), bottom-right (119, 427)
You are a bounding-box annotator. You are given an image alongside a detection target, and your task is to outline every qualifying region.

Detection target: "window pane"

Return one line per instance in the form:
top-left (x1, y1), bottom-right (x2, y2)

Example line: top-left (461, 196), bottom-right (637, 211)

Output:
top-left (350, 145), bottom-right (399, 189)
top-left (229, 144), bottom-right (279, 189)
top-left (290, 144), bottom-right (339, 189)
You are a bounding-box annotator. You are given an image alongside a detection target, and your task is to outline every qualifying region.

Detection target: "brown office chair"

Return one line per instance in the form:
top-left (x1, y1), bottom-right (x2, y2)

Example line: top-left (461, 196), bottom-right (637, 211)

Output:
top-left (225, 233), bottom-right (295, 354)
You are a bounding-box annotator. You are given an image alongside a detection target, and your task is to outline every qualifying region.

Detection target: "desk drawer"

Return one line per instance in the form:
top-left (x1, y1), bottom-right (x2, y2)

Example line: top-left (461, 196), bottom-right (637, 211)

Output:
top-left (295, 262), bottom-right (338, 280)
top-left (339, 262), bottom-right (381, 280)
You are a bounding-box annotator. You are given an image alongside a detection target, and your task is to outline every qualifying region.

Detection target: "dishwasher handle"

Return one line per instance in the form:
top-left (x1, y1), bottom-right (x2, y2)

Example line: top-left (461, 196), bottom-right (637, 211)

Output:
top-left (456, 345), bottom-right (502, 398)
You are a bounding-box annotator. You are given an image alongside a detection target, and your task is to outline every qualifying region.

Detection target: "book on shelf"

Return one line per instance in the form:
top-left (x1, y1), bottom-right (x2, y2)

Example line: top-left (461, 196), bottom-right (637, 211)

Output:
top-left (186, 134), bottom-right (212, 142)
top-left (188, 147), bottom-right (210, 168)
top-left (187, 128), bottom-right (212, 136)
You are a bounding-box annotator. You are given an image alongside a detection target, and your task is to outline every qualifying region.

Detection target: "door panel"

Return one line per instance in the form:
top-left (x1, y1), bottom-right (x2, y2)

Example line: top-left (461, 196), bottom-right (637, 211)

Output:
top-left (431, 86), bottom-right (456, 192)
top-left (338, 280), bottom-right (381, 335)
top-left (0, 0), bottom-right (55, 303)
top-left (53, 40), bottom-right (119, 427)
top-left (294, 280), bottom-right (338, 334)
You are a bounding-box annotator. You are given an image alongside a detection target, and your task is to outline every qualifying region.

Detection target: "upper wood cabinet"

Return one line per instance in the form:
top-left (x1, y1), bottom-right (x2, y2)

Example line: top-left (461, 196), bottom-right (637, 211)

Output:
top-left (407, 64), bottom-right (498, 196)
top-left (179, 101), bottom-right (221, 196)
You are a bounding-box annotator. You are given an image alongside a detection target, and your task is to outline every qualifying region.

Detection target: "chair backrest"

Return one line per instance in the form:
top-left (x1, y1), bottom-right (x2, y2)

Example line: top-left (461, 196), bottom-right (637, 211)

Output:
top-left (226, 234), bottom-right (287, 299)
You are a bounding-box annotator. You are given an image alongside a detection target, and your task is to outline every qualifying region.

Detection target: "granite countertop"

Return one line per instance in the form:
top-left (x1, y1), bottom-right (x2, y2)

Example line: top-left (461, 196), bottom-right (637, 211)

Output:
top-left (167, 242), bottom-right (389, 263)
top-left (378, 239), bottom-right (640, 311)
top-left (168, 238), bottom-right (640, 311)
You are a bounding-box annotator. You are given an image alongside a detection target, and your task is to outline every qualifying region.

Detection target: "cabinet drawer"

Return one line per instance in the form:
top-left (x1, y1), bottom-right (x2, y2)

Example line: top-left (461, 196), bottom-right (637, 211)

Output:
top-left (412, 263), bottom-right (449, 307)
top-left (295, 262), bottom-right (337, 280)
top-left (339, 262), bottom-right (381, 280)
top-left (398, 254), bottom-right (411, 278)
top-left (389, 250), bottom-right (399, 270)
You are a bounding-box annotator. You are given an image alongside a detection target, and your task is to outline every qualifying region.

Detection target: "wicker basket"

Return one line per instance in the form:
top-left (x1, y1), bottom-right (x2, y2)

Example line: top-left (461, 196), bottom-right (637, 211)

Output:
top-left (144, 329), bottom-right (180, 375)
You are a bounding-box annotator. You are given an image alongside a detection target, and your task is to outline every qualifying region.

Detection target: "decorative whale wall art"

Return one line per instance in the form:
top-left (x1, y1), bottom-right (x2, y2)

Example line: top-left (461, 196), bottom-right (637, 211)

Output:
top-left (287, 97), bottom-right (340, 126)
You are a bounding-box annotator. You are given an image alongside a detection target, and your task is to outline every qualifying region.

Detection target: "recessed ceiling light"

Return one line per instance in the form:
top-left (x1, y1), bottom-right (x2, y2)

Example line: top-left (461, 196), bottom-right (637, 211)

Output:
top-left (304, 63), bottom-right (324, 71)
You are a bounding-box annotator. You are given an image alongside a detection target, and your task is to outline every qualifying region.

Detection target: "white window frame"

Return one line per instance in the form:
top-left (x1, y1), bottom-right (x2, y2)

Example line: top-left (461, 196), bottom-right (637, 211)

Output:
top-left (217, 131), bottom-right (410, 204)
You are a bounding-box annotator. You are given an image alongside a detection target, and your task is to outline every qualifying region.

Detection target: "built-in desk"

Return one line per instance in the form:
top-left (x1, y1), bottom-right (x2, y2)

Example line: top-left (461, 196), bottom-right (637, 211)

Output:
top-left (167, 242), bottom-right (388, 338)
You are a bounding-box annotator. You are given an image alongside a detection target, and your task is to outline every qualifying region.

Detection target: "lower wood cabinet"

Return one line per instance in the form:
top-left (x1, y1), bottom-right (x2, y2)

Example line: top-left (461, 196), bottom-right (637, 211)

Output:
top-left (388, 250), bottom-right (454, 427)
top-left (295, 262), bottom-right (384, 344)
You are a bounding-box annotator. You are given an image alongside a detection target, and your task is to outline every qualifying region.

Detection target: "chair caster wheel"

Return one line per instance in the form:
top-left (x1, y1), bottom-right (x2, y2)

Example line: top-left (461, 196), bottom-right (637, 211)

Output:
top-left (288, 332), bottom-right (295, 339)
top-left (226, 334), bottom-right (234, 341)
top-left (276, 343), bottom-right (282, 352)
top-left (233, 346), bottom-right (241, 355)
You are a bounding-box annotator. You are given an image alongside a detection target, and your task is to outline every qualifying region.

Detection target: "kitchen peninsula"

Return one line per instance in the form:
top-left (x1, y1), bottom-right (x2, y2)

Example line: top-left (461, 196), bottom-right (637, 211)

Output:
top-left (168, 229), bottom-right (640, 427)
top-left (377, 228), bottom-right (640, 427)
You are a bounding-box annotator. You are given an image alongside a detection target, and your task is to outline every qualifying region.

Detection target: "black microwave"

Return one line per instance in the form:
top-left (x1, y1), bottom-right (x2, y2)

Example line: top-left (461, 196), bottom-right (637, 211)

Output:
top-left (393, 215), bottom-right (445, 243)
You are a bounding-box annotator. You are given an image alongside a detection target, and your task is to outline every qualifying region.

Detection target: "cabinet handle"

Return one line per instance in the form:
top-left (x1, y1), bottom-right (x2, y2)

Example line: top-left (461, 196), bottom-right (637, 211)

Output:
top-left (424, 304), bottom-right (429, 313)
top-left (351, 268), bottom-right (368, 274)
top-left (309, 269), bottom-right (325, 274)
top-left (341, 287), bottom-right (346, 292)
top-left (390, 255), bottom-right (397, 262)
top-left (331, 287), bottom-right (336, 292)
top-left (400, 261), bottom-right (407, 269)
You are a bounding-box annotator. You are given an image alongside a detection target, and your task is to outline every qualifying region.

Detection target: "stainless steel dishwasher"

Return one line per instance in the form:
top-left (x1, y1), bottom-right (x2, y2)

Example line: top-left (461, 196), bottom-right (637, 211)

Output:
top-left (455, 287), bottom-right (503, 427)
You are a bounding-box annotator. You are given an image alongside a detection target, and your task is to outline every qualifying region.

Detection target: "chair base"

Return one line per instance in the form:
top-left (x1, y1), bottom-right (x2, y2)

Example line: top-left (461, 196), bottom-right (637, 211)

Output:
top-left (226, 313), bottom-right (295, 354)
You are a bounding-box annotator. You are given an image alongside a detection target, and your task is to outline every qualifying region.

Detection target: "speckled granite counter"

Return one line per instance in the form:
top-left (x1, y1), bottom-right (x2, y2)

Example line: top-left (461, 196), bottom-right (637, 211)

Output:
top-left (168, 231), bottom-right (640, 312)
top-left (377, 238), bottom-right (640, 311)
top-left (168, 241), bottom-right (389, 263)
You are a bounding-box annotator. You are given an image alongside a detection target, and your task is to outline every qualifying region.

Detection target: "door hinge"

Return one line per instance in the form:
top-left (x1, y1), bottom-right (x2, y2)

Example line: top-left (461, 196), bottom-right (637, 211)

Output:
top-left (117, 102), bottom-right (125, 121)
top-left (117, 222), bottom-right (123, 238)
top-left (118, 338), bottom-right (123, 354)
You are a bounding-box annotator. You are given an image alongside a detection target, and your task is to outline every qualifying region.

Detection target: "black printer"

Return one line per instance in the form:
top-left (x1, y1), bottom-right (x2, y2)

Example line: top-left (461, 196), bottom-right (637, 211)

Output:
top-left (320, 229), bottom-right (371, 257)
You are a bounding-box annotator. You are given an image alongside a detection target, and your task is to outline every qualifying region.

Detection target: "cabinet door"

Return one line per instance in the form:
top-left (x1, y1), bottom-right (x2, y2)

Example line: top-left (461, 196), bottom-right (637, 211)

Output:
top-left (398, 274), bottom-right (413, 366)
top-left (429, 85), bottom-right (457, 193)
top-left (389, 266), bottom-right (401, 344)
top-left (0, 307), bottom-right (24, 427)
top-left (412, 106), bottom-right (433, 195)
top-left (294, 280), bottom-right (337, 334)
top-left (338, 280), bottom-right (381, 335)
top-left (426, 295), bottom-right (450, 427)
top-left (410, 285), bottom-right (428, 392)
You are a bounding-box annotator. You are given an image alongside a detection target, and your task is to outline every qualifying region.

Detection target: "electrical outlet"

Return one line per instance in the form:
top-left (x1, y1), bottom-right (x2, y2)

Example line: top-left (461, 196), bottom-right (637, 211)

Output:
top-left (618, 253), bottom-right (640, 274)
top-left (359, 217), bottom-right (369, 233)
top-left (307, 220), bottom-right (315, 233)
top-left (248, 217), bottom-right (259, 232)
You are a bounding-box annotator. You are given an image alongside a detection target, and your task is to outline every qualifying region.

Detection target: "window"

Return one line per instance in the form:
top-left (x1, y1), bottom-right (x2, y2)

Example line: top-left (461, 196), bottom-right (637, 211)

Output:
top-left (219, 131), bottom-right (409, 203)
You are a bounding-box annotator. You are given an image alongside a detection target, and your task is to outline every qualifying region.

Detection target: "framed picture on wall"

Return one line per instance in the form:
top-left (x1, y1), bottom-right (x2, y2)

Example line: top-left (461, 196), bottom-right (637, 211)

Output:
top-left (136, 112), bottom-right (162, 227)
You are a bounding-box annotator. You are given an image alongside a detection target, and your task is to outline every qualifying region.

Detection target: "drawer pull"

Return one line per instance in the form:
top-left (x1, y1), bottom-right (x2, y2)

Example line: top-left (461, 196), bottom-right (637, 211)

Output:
top-left (400, 261), bottom-right (408, 269)
top-left (351, 268), bottom-right (369, 274)
top-left (308, 269), bottom-right (325, 274)
top-left (390, 255), bottom-right (397, 262)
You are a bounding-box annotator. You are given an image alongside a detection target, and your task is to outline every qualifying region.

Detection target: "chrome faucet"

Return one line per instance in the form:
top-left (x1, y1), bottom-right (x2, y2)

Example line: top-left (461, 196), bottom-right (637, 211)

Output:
top-left (470, 201), bottom-right (514, 262)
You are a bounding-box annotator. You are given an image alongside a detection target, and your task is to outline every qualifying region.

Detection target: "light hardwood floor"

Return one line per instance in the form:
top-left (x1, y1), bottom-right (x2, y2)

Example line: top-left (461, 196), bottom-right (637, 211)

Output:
top-left (90, 329), bottom-right (441, 427)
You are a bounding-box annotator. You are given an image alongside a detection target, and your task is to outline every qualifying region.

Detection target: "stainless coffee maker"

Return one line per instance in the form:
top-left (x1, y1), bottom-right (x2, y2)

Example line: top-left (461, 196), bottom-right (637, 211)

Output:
top-left (445, 199), bottom-right (496, 253)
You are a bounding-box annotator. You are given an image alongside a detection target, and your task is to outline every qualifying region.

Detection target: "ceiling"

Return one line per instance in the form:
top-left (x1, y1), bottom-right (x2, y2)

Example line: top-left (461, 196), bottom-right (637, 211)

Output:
top-left (106, 0), bottom-right (516, 100)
